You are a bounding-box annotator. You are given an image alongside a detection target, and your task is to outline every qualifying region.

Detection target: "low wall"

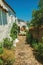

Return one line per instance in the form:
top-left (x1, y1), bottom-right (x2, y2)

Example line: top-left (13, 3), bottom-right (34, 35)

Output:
top-left (29, 27), bottom-right (43, 42)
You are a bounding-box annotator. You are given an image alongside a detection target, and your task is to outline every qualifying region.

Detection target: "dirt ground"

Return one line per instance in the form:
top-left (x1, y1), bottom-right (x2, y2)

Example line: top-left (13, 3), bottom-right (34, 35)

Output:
top-left (14, 36), bottom-right (43, 65)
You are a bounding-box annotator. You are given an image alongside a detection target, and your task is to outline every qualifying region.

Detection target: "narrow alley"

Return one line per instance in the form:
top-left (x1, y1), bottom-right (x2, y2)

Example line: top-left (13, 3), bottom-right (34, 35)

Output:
top-left (14, 36), bottom-right (42, 65)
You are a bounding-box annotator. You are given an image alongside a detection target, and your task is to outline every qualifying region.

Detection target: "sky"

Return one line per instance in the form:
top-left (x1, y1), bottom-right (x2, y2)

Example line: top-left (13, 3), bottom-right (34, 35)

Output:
top-left (5, 0), bottom-right (39, 21)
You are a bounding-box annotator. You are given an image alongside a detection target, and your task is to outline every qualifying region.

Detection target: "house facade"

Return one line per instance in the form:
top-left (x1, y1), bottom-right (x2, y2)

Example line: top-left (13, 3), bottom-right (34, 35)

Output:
top-left (15, 18), bottom-right (28, 35)
top-left (0, 0), bottom-right (16, 41)
top-left (16, 18), bottom-right (27, 28)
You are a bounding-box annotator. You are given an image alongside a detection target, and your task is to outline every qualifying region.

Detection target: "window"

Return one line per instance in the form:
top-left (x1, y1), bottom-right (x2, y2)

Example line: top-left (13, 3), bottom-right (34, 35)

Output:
top-left (0, 8), bottom-right (7, 25)
top-left (2, 10), bottom-right (7, 25)
top-left (0, 8), bottom-right (2, 25)
top-left (8, 11), bottom-right (11, 16)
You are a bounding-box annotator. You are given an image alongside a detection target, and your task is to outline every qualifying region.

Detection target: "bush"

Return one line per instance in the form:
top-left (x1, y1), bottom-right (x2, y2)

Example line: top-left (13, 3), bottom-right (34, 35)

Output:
top-left (10, 23), bottom-right (18, 40)
top-left (42, 37), bottom-right (43, 42)
top-left (37, 43), bottom-right (43, 57)
top-left (32, 42), bottom-right (43, 57)
top-left (0, 42), bottom-right (3, 54)
top-left (1, 49), bottom-right (15, 65)
top-left (26, 31), bottom-right (33, 44)
top-left (0, 42), bottom-right (3, 48)
top-left (0, 38), bottom-right (15, 65)
top-left (32, 41), bottom-right (38, 50)
top-left (0, 59), bottom-right (3, 65)
top-left (10, 33), bottom-right (17, 40)
top-left (0, 47), bottom-right (3, 54)
top-left (18, 26), bottom-right (20, 34)
top-left (3, 38), bottom-right (13, 49)
top-left (26, 31), bottom-right (43, 59)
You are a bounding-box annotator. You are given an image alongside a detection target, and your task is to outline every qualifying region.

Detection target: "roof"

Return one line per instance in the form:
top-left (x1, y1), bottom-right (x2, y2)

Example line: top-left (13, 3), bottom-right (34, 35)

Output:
top-left (0, 4), bottom-right (8, 12)
top-left (2, 0), bottom-right (16, 14)
top-left (17, 19), bottom-right (24, 22)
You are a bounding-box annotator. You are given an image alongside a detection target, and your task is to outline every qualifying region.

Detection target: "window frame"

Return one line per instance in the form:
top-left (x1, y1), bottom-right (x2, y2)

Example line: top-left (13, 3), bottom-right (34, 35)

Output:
top-left (0, 7), bottom-right (7, 25)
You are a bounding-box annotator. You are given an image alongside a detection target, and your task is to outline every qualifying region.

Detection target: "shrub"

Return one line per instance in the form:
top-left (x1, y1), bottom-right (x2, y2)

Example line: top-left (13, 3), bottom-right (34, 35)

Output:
top-left (26, 30), bottom-right (43, 59)
top-left (1, 49), bottom-right (15, 65)
top-left (3, 38), bottom-right (13, 49)
top-left (0, 47), bottom-right (3, 54)
top-left (0, 42), bottom-right (3, 48)
top-left (0, 42), bottom-right (3, 54)
top-left (32, 42), bottom-right (43, 57)
top-left (42, 37), bottom-right (43, 42)
top-left (18, 26), bottom-right (20, 34)
top-left (26, 31), bottom-right (33, 44)
top-left (10, 33), bottom-right (17, 40)
top-left (10, 23), bottom-right (18, 40)
top-left (0, 59), bottom-right (3, 65)
top-left (31, 39), bottom-right (38, 50)
top-left (37, 43), bottom-right (43, 57)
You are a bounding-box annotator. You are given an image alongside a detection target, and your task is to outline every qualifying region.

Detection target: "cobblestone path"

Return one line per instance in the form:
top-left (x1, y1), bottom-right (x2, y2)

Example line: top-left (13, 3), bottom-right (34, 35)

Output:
top-left (14, 36), bottom-right (42, 65)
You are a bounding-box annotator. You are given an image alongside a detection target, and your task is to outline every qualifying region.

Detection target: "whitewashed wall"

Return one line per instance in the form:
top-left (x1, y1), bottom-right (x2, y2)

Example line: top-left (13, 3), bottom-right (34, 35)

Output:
top-left (16, 19), bottom-right (27, 28)
top-left (0, 0), bottom-right (16, 41)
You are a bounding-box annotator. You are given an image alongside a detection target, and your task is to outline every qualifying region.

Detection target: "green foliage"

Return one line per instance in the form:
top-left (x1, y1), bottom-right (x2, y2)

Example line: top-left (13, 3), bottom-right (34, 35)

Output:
top-left (0, 59), bottom-right (3, 65)
top-left (0, 38), bottom-right (15, 65)
top-left (0, 42), bottom-right (3, 54)
top-left (26, 31), bottom-right (43, 57)
top-left (31, 0), bottom-right (43, 43)
top-left (0, 30), bottom-right (16, 65)
top-left (0, 47), bottom-right (3, 54)
top-left (3, 38), bottom-right (13, 49)
top-left (27, 22), bottom-right (33, 28)
top-left (0, 49), bottom-right (15, 65)
top-left (31, 0), bottom-right (43, 27)
top-left (32, 9), bottom-right (43, 27)
top-left (32, 43), bottom-right (38, 50)
top-left (18, 26), bottom-right (20, 33)
top-left (37, 43), bottom-right (43, 57)
top-left (31, 41), bottom-right (43, 57)
top-left (26, 31), bottom-right (33, 44)
top-left (0, 42), bottom-right (3, 48)
top-left (30, 0), bottom-right (43, 58)
top-left (38, 0), bottom-right (43, 9)
top-left (42, 37), bottom-right (43, 42)
top-left (10, 23), bottom-right (18, 40)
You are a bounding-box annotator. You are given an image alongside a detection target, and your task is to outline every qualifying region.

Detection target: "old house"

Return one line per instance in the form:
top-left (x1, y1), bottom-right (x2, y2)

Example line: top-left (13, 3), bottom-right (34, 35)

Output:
top-left (0, 0), bottom-right (16, 41)
top-left (16, 18), bottom-right (27, 30)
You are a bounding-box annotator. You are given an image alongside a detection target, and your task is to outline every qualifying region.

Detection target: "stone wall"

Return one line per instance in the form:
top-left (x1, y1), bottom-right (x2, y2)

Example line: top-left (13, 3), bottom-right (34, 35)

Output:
top-left (29, 27), bottom-right (43, 42)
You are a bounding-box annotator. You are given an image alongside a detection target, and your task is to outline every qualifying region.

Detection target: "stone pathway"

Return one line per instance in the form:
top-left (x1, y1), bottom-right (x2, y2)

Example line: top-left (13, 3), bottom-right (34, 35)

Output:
top-left (14, 36), bottom-right (43, 65)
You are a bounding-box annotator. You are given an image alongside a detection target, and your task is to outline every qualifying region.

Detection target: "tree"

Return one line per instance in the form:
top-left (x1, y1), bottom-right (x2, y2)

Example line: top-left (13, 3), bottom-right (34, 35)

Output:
top-left (31, 0), bottom-right (43, 26)
top-left (38, 0), bottom-right (43, 9)
top-left (31, 0), bottom-right (43, 41)
top-left (27, 21), bottom-right (32, 28)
